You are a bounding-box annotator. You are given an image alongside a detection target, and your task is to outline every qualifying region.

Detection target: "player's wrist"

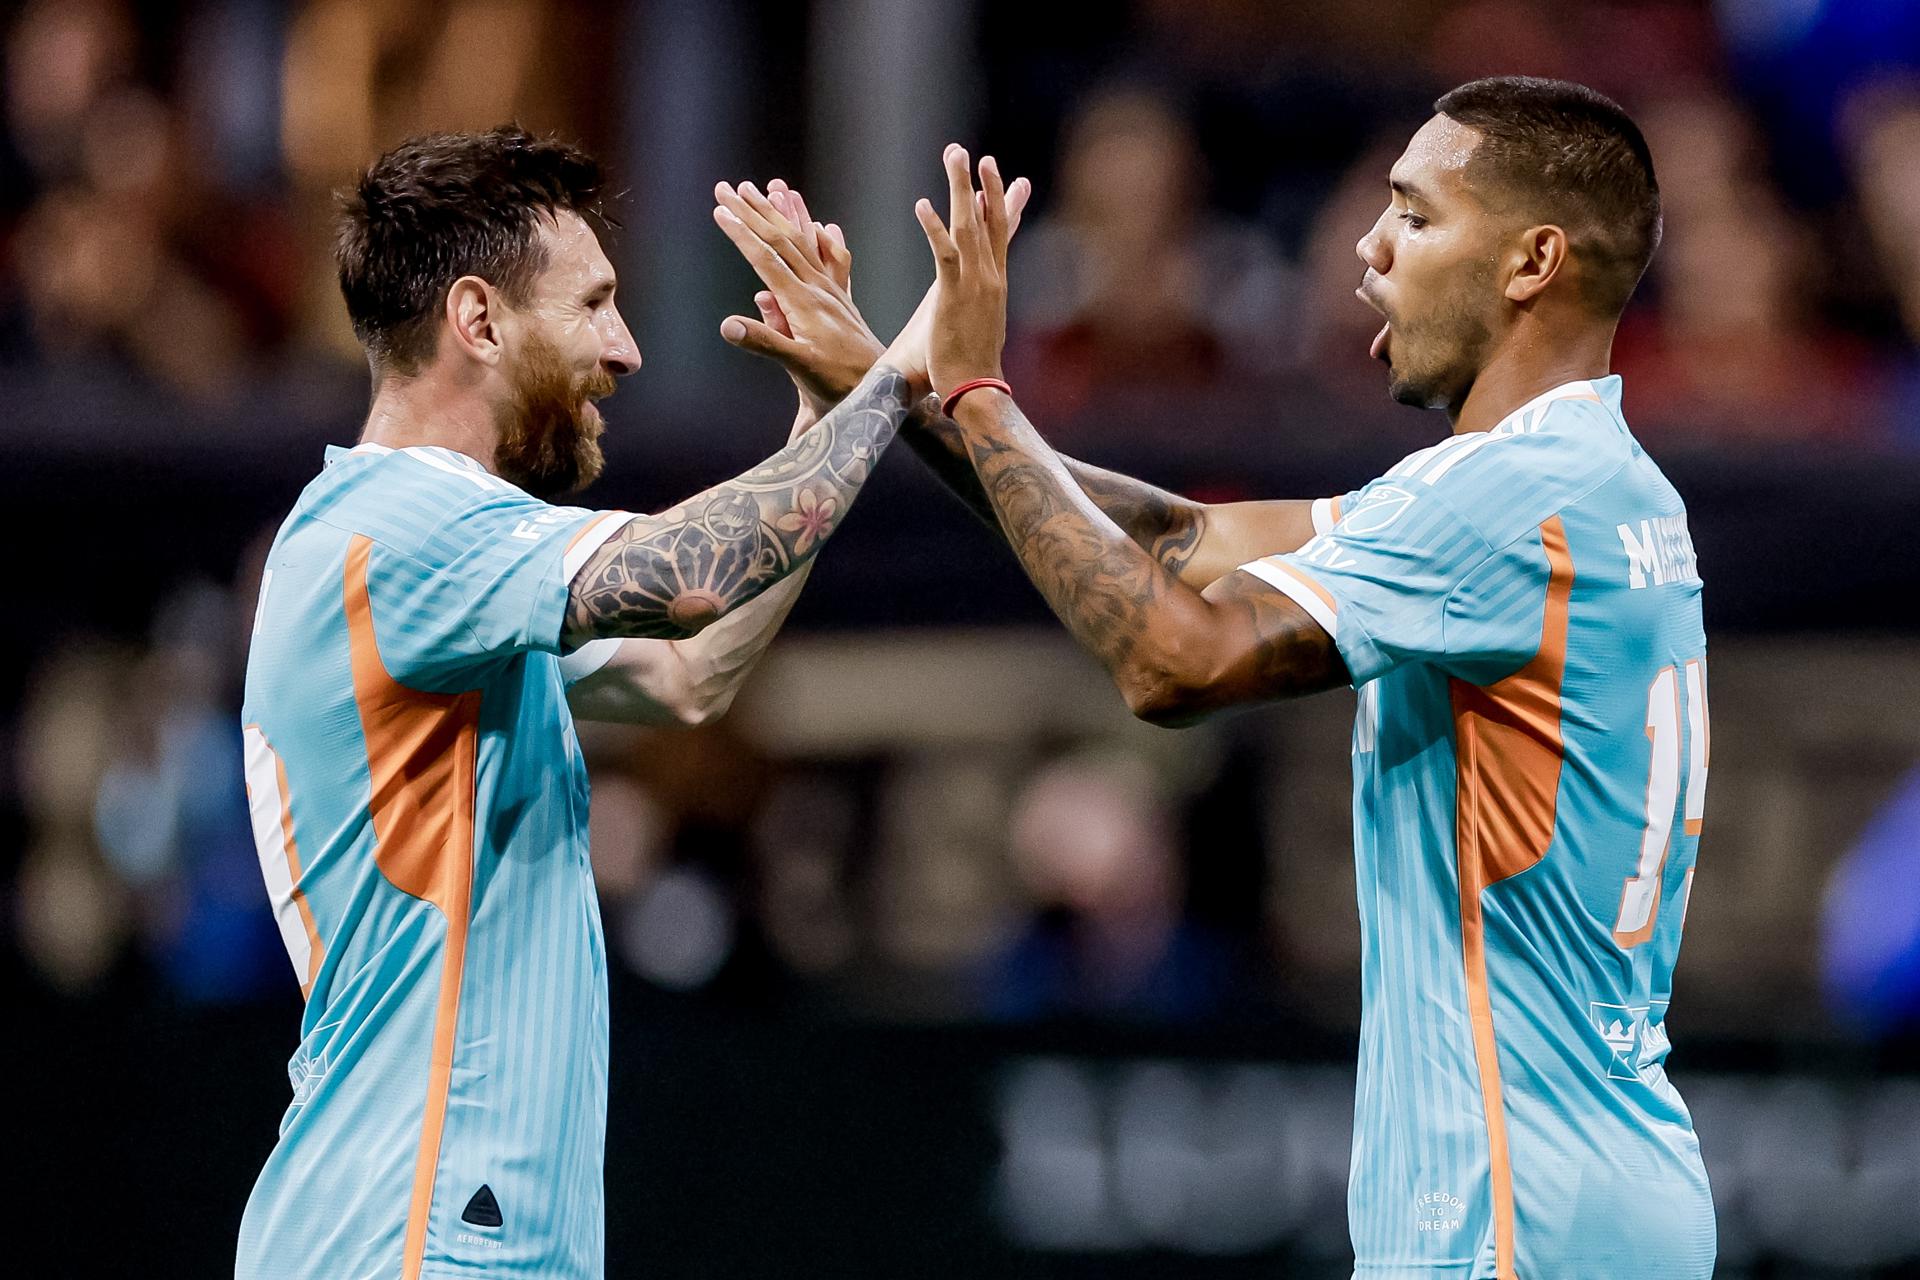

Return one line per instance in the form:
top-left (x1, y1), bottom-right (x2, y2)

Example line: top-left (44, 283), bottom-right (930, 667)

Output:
top-left (940, 375), bottom-right (1012, 420)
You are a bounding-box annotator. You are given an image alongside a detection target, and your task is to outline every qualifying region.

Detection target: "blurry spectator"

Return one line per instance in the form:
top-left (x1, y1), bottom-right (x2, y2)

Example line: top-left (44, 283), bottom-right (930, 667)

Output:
top-left (1007, 86), bottom-right (1294, 422)
top-left (14, 642), bottom-right (138, 996)
top-left (1, 0), bottom-right (609, 384)
top-left (982, 751), bottom-right (1239, 1024)
top-left (584, 720), bottom-right (797, 1004)
top-left (279, 0), bottom-right (612, 361)
top-left (1289, 137), bottom-right (1407, 404)
top-left (1843, 78), bottom-right (1920, 445)
top-left (2, 0), bottom-right (297, 396)
top-left (1612, 87), bottom-right (1888, 441)
top-left (1820, 768), bottom-right (1920, 1037)
top-left (92, 581), bottom-right (286, 1003)
top-left (13, 572), bottom-right (290, 1005)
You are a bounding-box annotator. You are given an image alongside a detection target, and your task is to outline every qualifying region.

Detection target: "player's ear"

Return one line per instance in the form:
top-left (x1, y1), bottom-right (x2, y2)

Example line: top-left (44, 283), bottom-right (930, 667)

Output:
top-left (445, 276), bottom-right (505, 366)
top-left (1504, 224), bottom-right (1568, 304)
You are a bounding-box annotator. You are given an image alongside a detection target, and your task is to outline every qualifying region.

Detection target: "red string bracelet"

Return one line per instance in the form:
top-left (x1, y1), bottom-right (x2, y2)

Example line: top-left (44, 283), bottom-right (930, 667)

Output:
top-left (941, 377), bottom-right (1012, 418)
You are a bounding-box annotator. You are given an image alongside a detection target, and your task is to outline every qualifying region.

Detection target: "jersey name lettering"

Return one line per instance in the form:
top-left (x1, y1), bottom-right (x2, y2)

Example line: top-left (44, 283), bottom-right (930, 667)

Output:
top-left (1617, 514), bottom-right (1699, 589)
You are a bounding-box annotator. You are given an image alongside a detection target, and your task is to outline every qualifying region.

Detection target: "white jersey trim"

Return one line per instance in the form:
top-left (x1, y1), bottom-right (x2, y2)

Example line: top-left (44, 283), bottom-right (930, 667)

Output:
top-left (561, 511), bottom-right (638, 581)
top-left (1236, 558), bottom-right (1338, 636)
top-left (559, 637), bottom-right (622, 684)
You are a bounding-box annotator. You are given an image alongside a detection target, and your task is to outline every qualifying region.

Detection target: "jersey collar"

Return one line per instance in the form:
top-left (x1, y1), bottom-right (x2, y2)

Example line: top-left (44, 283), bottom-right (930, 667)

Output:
top-left (323, 442), bottom-right (491, 471)
top-left (1495, 374), bottom-right (1624, 432)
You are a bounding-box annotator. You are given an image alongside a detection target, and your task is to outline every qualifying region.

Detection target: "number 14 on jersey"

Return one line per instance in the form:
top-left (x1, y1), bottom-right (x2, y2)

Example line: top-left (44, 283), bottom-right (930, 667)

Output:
top-left (1614, 659), bottom-right (1708, 949)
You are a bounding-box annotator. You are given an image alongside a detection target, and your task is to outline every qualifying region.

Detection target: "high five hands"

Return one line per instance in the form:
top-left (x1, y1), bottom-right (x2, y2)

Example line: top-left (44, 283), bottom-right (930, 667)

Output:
top-left (711, 178), bottom-right (881, 425)
top-left (914, 146), bottom-right (1015, 401)
top-left (711, 154), bottom-right (1030, 414)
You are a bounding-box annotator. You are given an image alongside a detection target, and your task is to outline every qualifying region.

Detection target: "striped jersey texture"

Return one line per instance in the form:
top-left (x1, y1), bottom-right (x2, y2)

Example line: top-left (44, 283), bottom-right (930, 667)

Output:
top-left (237, 444), bottom-right (630, 1280)
top-left (1241, 377), bottom-right (1715, 1279)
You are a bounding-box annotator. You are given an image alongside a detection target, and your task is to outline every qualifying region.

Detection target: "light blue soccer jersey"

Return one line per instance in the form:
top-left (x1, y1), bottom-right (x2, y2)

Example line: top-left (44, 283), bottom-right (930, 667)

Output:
top-left (1240, 378), bottom-right (1714, 1280)
top-left (237, 443), bottom-right (633, 1280)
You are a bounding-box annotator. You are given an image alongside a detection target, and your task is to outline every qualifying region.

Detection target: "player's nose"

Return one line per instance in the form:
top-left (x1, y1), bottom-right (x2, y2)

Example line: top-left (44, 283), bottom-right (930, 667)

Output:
top-left (1356, 224), bottom-right (1389, 274)
top-left (602, 312), bottom-right (641, 377)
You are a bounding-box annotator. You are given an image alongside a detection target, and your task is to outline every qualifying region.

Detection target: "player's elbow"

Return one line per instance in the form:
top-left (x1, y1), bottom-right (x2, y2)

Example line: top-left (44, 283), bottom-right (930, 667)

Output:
top-left (671, 683), bottom-right (738, 729)
top-left (1116, 650), bottom-right (1216, 728)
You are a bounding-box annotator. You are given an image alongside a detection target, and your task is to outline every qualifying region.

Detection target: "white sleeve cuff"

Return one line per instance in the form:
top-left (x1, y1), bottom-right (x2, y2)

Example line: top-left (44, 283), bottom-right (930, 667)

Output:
top-left (562, 511), bottom-right (638, 581)
top-left (559, 638), bottom-right (621, 685)
top-left (1310, 496), bottom-right (1339, 536)
top-left (1236, 558), bottom-right (1339, 637)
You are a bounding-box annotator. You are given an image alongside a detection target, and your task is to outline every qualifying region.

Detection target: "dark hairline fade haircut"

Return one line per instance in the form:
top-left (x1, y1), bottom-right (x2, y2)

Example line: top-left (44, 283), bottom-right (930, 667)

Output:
top-left (335, 124), bottom-right (612, 376)
top-left (1434, 76), bottom-right (1662, 320)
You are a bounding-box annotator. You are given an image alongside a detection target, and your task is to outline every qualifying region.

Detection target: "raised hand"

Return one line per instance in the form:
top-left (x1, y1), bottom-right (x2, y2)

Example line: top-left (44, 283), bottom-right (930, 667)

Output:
top-left (713, 179), bottom-right (886, 415)
top-left (715, 171), bottom-right (1032, 411)
top-left (913, 146), bottom-right (1014, 399)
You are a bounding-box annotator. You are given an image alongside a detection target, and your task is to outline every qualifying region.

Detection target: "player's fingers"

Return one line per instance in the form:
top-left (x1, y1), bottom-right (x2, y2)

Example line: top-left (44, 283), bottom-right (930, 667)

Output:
top-left (782, 184), bottom-right (815, 233)
top-left (1006, 176), bottom-right (1032, 239)
top-left (755, 289), bottom-right (794, 338)
top-left (767, 185), bottom-right (796, 225)
top-left (718, 182), bottom-right (822, 281)
top-left (713, 203), bottom-right (801, 289)
top-left (814, 222), bottom-right (852, 293)
top-left (769, 183), bottom-right (830, 277)
top-left (720, 313), bottom-right (803, 361)
top-left (980, 155), bottom-right (1009, 267)
top-left (915, 198), bottom-right (959, 280)
top-left (942, 144), bottom-right (978, 255)
top-left (734, 180), bottom-right (795, 235)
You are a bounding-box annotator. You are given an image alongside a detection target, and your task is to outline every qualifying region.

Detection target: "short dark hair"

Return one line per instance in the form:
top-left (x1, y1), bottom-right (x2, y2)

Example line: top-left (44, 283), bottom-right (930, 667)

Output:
top-left (335, 125), bottom-right (608, 374)
top-left (1434, 76), bottom-right (1661, 318)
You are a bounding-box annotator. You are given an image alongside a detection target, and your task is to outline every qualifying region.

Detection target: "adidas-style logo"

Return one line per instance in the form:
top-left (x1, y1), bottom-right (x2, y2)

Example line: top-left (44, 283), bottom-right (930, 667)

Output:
top-left (462, 1185), bottom-right (503, 1229)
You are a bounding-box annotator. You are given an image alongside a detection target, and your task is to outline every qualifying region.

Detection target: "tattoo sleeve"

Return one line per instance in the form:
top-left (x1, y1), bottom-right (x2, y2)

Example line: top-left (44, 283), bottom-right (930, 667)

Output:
top-left (565, 366), bottom-right (910, 644)
top-left (950, 395), bottom-right (1347, 721)
top-left (903, 401), bottom-right (1208, 578)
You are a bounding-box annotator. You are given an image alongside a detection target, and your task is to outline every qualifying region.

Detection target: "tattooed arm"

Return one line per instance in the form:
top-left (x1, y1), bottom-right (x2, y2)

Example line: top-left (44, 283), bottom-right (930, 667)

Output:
top-left (954, 394), bottom-right (1348, 723)
top-left (563, 365), bottom-right (912, 646)
top-left (706, 175), bottom-right (1319, 587)
top-left (562, 568), bottom-right (812, 725)
top-left (903, 405), bottom-right (1320, 587)
top-left (914, 146), bottom-right (1346, 723)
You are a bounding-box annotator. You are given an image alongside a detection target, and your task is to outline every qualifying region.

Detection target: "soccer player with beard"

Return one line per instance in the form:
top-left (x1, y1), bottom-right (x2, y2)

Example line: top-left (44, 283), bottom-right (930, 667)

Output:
top-left (728, 79), bottom-right (1713, 1280)
top-left (234, 127), bottom-right (936, 1280)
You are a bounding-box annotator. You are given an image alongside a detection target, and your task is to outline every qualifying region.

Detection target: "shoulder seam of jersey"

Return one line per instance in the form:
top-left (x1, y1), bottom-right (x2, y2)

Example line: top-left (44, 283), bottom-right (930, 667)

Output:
top-left (1447, 431), bottom-right (1634, 548)
top-left (1436, 452), bottom-right (1635, 663)
top-left (302, 513), bottom-right (495, 670)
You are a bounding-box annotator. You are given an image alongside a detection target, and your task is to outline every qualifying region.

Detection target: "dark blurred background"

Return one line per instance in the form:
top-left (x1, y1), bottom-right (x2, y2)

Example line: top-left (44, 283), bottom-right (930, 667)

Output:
top-left (4, 1), bottom-right (1919, 1277)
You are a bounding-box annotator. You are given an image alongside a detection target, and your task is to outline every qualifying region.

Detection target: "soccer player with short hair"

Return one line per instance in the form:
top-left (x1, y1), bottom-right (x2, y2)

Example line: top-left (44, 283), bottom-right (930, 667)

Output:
top-left (235, 127), bottom-right (936, 1280)
top-left (730, 77), bottom-right (1713, 1279)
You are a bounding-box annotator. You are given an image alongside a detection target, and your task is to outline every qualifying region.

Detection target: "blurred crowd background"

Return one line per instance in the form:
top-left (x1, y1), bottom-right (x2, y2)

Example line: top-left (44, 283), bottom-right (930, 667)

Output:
top-left (4, 1), bottom-right (1919, 1277)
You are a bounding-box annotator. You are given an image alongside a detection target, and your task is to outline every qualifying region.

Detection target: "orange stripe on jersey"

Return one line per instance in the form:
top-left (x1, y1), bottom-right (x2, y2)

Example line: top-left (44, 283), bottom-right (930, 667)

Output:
top-left (1272, 559), bottom-right (1339, 616)
top-left (343, 535), bottom-right (482, 1280)
top-left (564, 510), bottom-right (625, 556)
top-left (1328, 496), bottom-right (1344, 523)
top-left (1448, 514), bottom-right (1574, 1280)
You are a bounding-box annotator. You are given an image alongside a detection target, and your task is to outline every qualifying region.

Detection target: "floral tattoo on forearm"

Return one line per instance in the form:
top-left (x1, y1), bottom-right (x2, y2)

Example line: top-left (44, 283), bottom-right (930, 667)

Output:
top-left (565, 367), bottom-right (910, 642)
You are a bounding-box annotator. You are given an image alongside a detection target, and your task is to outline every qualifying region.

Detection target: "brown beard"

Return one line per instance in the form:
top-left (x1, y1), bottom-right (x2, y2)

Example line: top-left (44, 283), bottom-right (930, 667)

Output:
top-left (1386, 257), bottom-right (1498, 412)
top-left (494, 332), bottom-right (614, 498)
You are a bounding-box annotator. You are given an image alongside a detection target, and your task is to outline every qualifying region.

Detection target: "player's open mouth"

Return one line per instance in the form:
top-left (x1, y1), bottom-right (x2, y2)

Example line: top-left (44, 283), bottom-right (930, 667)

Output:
top-left (1356, 283), bottom-right (1390, 361)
